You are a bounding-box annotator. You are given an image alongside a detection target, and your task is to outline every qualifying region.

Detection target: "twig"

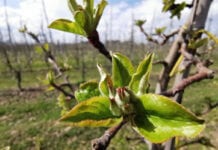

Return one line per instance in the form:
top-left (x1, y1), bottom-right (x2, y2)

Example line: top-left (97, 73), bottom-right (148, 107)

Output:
top-left (88, 30), bottom-right (112, 61)
top-left (138, 25), bottom-right (179, 45)
top-left (160, 30), bottom-right (179, 45)
top-left (50, 82), bottom-right (75, 99)
top-left (91, 118), bottom-right (127, 150)
top-left (176, 137), bottom-right (215, 149)
top-left (26, 31), bottom-right (62, 76)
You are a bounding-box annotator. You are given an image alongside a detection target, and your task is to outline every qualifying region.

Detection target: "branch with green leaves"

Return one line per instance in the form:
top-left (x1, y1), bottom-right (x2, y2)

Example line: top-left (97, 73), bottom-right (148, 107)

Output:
top-left (135, 20), bottom-right (179, 45)
top-left (49, 0), bottom-right (111, 61)
top-left (58, 53), bottom-right (205, 149)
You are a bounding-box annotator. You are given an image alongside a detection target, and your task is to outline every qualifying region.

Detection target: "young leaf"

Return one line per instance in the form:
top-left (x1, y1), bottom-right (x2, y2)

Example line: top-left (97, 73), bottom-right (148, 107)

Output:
top-left (112, 53), bottom-right (134, 88)
top-left (74, 10), bottom-right (86, 28)
top-left (68, 0), bottom-right (79, 13)
top-left (129, 53), bottom-right (154, 95)
top-left (97, 64), bottom-right (114, 97)
top-left (84, 0), bottom-right (94, 15)
top-left (135, 20), bottom-right (146, 27)
top-left (60, 96), bottom-right (121, 127)
top-left (188, 38), bottom-right (208, 49)
top-left (132, 94), bottom-right (205, 143)
top-left (94, 0), bottom-right (108, 28)
top-left (48, 19), bottom-right (87, 37)
top-left (169, 54), bottom-right (184, 77)
top-left (75, 81), bottom-right (100, 102)
top-left (155, 27), bottom-right (167, 35)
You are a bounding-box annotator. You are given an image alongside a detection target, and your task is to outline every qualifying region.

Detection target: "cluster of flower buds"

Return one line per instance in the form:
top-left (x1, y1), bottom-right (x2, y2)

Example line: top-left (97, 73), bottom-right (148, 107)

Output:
top-left (109, 87), bottom-right (134, 116)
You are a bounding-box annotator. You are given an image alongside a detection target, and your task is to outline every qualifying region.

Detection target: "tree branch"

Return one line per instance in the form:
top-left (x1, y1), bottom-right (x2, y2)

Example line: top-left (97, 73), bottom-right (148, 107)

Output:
top-left (25, 30), bottom-right (63, 76)
top-left (88, 30), bottom-right (112, 61)
top-left (160, 61), bottom-right (214, 97)
top-left (91, 118), bottom-right (127, 150)
top-left (50, 82), bottom-right (75, 99)
top-left (138, 26), bottom-right (179, 45)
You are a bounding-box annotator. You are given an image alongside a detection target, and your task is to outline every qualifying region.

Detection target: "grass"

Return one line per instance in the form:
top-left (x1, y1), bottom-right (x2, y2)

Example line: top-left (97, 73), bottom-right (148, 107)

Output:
top-left (0, 43), bottom-right (218, 149)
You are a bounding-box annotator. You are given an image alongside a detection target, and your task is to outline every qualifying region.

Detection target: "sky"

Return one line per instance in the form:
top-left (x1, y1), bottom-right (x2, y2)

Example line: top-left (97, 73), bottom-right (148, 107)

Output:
top-left (0, 0), bottom-right (217, 43)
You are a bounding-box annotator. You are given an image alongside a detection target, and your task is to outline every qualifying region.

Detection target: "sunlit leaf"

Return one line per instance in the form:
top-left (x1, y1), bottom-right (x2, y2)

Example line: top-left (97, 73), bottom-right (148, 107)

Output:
top-left (46, 71), bottom-right (55, 84)
top-left (129, 53), bottom-right (154, 95)
top-left (94, 0), bottom-right (108, 28)
top-left (112, 53), bottom-right (134, 88)
top-left (75, 81), bottom-right (100, 102)
top-left (60, 96), bottom-right (121, 127)
top-left (48, 19), bottom-right (87, 36)
top-left (132, 94), bottom-right (205, 143)
top-left (169, 54), bottom-right (184, 77)
top-left (155, 27), bottom-right (167, 35)
top-left (97, 64), bottom-right (114, 97)
top-left (74, 10), bottom-right (86, 28)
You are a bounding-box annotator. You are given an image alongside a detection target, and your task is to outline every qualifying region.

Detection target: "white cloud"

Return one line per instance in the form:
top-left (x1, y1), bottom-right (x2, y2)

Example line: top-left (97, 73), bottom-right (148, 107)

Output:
top-left (0, 0), bottom-right (217, 43)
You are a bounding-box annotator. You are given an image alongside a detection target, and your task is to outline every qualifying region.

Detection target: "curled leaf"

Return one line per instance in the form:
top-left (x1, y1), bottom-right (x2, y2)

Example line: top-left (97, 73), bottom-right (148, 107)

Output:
top-left (129, 53), bottom-right (154, 95)
top-left (112, 53), bottom-right (134, 88)
top-left (97, 64), bottom-right (114, 97)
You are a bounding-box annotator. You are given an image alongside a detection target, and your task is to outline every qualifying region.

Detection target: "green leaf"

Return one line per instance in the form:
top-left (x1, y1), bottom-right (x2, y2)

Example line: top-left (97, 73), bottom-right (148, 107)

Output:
top-left (112, 53), bottom-right (134, 88)
top-left (74, 10), bottom-right (86, 28)
top-left (129, 53), bottom-right (154, 95)
top-left (75, 81), bottom-right (100, 102)
top-left (94, 0), bottom-right (108, 28)
top-left (188, 38), bottom-right (208, 49)
top-left (132, 94), bottom-right (205, 143)
top-left (135, 20), bottom-right (146, 27)
top-left (48, 19), bottom-right (87, 37)
top-left (97, 64), bottom-right (114, 97)
top-left (60, 96), bottom-right (121, 127)
top-left (68, 0), bottom-right (79, 13)
top-left (84, 0), bottom-right (94, 15)
top-left (155, 27), bottom-right (166, 35)
top-left (171, 2), bottom-right (186, 19)
top-left (169, 54), bottom-right (184, 77)
top-left (46, 71), bottom-right (55, 84)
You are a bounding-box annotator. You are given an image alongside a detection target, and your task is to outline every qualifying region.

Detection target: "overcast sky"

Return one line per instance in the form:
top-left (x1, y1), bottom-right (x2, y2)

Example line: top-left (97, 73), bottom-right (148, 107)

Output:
top-left (0, 0), bottom-right (217, 43)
